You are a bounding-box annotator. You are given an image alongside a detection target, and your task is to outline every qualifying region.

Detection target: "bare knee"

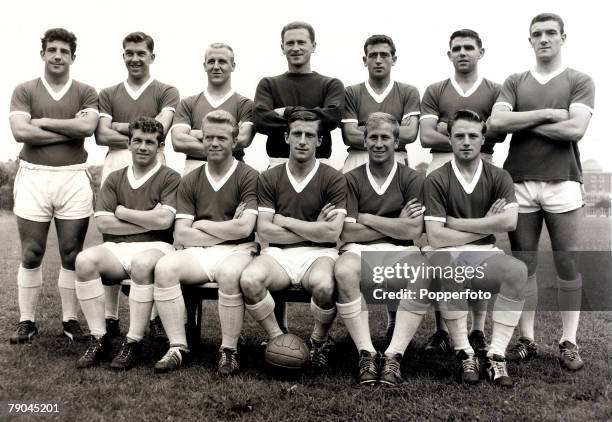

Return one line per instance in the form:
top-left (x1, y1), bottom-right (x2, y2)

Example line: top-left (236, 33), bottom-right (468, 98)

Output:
top-left (497, 259), bottom-right (528, 295)
top-left (216, 265), bottom-right (243, 295)
top-left (154, 256), bottom-right (181, 289)
top-left (553, 252), bottom-right (579, 280)
top-left (130, 255), bottom-right (159, 285)
top-left (240, 265), bottom-right (268, 299)
top-left (334, 263), bottom-right (360, 300)
top-left (58, 242), bottom-right (81, 269)
top-left (75, 250), bottom-right (101, 280)
top-left (309, 271), bottom-right (335, 305)
top-left (21, 242), bottom-right (45, 268)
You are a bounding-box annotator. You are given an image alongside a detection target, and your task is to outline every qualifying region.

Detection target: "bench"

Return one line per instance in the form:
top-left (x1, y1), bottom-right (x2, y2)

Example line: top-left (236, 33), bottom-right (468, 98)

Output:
top-left (120, 280), bottom-right (311, 350)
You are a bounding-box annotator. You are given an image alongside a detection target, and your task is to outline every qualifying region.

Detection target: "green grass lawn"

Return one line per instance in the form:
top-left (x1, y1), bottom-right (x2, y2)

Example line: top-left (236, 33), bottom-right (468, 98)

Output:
top-left (0, 213), bottom-right (610, 421)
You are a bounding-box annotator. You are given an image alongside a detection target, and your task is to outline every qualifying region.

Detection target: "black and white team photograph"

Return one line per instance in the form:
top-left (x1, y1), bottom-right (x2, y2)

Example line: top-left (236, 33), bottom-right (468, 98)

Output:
top-left (1, 0), bottom-right (610, 420)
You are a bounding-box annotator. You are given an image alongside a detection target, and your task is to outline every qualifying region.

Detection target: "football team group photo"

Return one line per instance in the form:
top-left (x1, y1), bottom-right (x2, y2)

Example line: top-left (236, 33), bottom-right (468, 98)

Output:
top-left (2, 4), bottom-right (610, 420)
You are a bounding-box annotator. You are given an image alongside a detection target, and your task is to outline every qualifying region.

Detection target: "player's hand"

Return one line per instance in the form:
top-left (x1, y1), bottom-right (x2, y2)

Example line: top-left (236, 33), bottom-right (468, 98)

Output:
top-left (485, 198), bottom-right (507, 216)
top-left (317, 203), bottom-right (336, 222)
top-left (400, 198), bottom-right (425, 218)
top-left (189, 129), bottom-right (203, 141)
top-left (436, 121), bottom-right (448, 135)
top-left (274, 107), bottom-right (286, 117)
top-left (115, 205), bottom-right (126, 218)
top-left (548, 109), bottom-right (570, 122)
top-left (273, 213), bottom-right (286, 227)
top-left (30, 118), bottom-right (44, 128)
top-left (233, 202), bottom-right (246, 219)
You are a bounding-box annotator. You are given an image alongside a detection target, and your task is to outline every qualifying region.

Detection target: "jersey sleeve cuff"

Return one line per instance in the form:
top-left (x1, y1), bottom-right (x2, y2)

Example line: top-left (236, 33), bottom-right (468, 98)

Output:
top-left (503, 202), bottom-right (519, 209)
top-left (81, 108), bottom-right (100, 115)
top-left (240, 121), bottom-right (254, 126)
top-left (99, 113), bottom-right (113, 120)
top-left (170, 123), bottom-right (192, 132)
top-left (402, 111), bottom-right (420, 120)
top-left (161, 204), bottom-right (177, 214)
top-left (424, 216), bottom-right (447, 223)
top-left (494, 102), bottom-right (513, 111)
top-left (344, 217), bottom-right (357, 223)
top-left (341, 118), bottom-right (359, 124)
top-left (569, 103), bottom-right (594, 114)
top-left (9, 111), bottom-right (31, 118)
top-left (243, 209), bottom-right (258, 215)
top-left (94, 211), bottom-right (114, 217)
top-left (258, 207), bottom-right (275, 214)
top-left (419, 114), bottom-right (439, 121)
top-left (161, 107), bottom-right (176, 113)
top-left (176, 213), bottom-right (195, 220)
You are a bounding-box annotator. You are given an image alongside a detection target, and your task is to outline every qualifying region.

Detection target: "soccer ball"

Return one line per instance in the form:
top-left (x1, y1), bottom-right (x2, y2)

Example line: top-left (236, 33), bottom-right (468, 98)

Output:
top-left (265, 333), bottom-right (309, 370)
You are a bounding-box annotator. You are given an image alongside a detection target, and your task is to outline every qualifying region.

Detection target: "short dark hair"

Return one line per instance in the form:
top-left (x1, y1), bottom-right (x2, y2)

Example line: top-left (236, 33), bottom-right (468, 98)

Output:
top-left (41, 28), bottom-right (77, 55)
top-left (448, 109), bottom-right (487, 136)
top-left (281, 21), bottom-right (315, 43)
top-left (122, 31), bottom-right (154, 53)
top-left (128, 116), bottom-right (164, 144)
top-left (530, 13), bottom-right (565, 35)
top-left (202, 110), bottom-right (239, 139)
top-left (363, 34), bottom-right (396, 56)
top-left (449, 29), bottom-right (482, 49)
top-left (364, 112), bottom-right (400, 140)
top-left (287, 108), bottom-right (321, 136)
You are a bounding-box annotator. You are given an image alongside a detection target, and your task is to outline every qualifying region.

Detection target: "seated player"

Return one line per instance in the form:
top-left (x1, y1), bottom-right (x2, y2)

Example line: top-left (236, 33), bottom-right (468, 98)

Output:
top-left (153, 110), bottom-right (259, 375)
top-left (240, 109), bottom-right (346, 370)
top-left (334, 112), bottom-right (431, 385)
top-left (423, 110), bottom-right (527, 387)
top-left (74, 117), bottom-right (181, 369)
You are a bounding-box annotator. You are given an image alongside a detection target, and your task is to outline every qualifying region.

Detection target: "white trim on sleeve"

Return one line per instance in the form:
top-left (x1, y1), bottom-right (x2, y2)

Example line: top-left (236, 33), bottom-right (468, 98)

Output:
top-left (504, 202), bottom-right (519, 209)
top-left (424, 216), bottom-right (447, 223)
top-left (258, 207), bottom-right (275, 214)
top-left (170, 123), bottom-right (192, 132)
top-left (419, 114), bottom-right (439, 121)
top-left (402, 111), bottom-right (420, 120)
top-left (8, 111), bottom-right (31, 118)
top-left (341, 118), bottom-right (359, 124)
top-left (81, 108), bottom-right (100, 116)
top-left (494, 102), bottom-right (513, 111)
top-left (344, 217), bottom-right (357, 223)
top-left (99, 113), bottom-right (113, 120)
top-left (161, 107), bottom-right (176, 113)
top-left (176, 213), bottom-right (195, 220)
top-left (94, 211), bottom-right (114, 217)
top-left (243, 209), bottom-right (258, 215)
top-left (569, 103), bottom-right (594, 114)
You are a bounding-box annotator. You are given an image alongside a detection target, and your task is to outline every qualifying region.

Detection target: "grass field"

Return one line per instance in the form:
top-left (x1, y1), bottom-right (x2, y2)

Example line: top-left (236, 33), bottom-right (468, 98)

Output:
top-left (0, 213), bottom-right (610, 421)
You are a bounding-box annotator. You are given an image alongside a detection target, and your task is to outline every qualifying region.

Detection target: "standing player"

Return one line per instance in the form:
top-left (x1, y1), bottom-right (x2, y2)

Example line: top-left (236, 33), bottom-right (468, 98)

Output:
top-left (341, 35), bottom-right (420, 172)
top-left (253, 21), bottom-right (344, 167)
top-left (171, 43), bottom-right (255, 175)
top-left (9, 28), bottom-right (99, 343)
top-left (488, 13), bottom-right (595, 371)
top-left (74, 117), bottom-right (180, 369)
top-left (240, 110), bottom-right (346, 370)
top-left (424, 110), bottom-right (527, 387)
top-left (335, 112), bottom-right (431, 385)
top-left (341, 34), bottom-right (421, 340)
top-left (153, 110), bottom-right (259, 375)
top-left (419, 29), bottom-right (504, 354)
top-left (96, 32), bottom-right (180, 339)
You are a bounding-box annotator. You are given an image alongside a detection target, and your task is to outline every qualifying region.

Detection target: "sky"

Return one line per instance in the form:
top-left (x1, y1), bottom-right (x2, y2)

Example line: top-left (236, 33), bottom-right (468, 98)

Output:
top-left (1, 0), bottom-right (609, 173)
